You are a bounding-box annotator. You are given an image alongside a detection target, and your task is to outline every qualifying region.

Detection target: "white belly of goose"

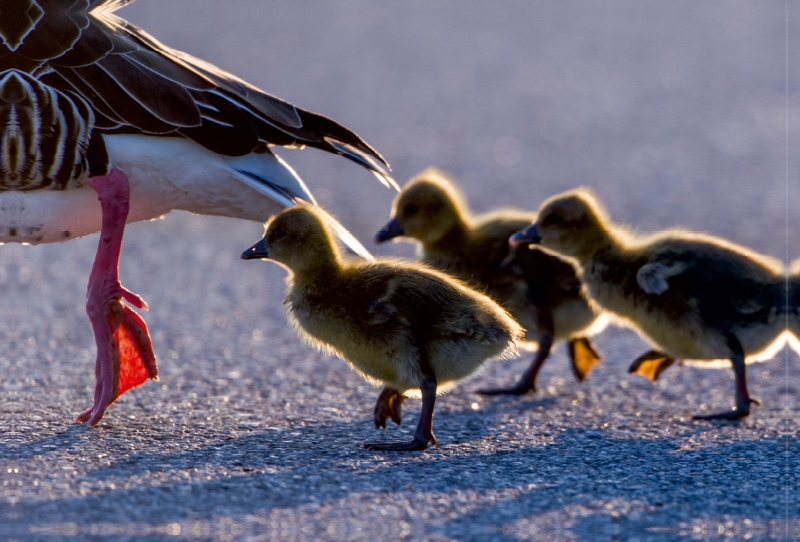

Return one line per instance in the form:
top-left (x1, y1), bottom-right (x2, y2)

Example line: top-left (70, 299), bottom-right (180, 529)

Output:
top-left (0, 134), bottom-right (294, 244)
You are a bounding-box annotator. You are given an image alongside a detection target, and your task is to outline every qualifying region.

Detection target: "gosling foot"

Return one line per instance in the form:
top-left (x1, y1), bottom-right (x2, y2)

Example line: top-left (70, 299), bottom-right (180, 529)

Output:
top-left (628, 350), bottom-right (676, 382)
top-left (475, 382), bottom-right (533, 396)
top-left (693, 409), bottom-right (749, 420)
top-left (373, 387), bottom-right (404, 429)
top-left (364, 432), bottom-right (436, 452)
top-left (476, 335), bottom-right (552, 397)
top-left (366, 336), bottom-right (438, 452)
top-left (694, 342), bottom-right (759, 421)
top-left (693, 399), bottom-right (759, 421)
top-left (568, 336), bottom-right (602, 382)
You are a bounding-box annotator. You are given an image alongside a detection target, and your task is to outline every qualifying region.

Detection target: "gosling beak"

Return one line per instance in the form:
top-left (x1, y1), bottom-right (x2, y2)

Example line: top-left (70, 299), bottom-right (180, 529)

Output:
top-left (509, 224), bottom-right (541, 247)
top-left (375, 218), bottom-right (405, 243)
top-left (241, 238), bottom-right (269, 260)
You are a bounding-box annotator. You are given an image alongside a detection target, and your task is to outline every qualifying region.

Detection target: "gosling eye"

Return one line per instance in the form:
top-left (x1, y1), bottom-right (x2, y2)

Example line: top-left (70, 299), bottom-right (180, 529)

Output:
top-left (403, 204), bottom-right (419, 217)
top-left (540, 214), bottom-right (563, 228)
top-left (271, 228), bottom-right (286, 241)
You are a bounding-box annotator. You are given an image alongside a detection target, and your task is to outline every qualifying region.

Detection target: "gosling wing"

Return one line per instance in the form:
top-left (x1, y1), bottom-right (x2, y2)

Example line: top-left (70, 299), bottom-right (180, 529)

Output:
top-left (635, 242), bottom-right (784, 330)
top-left (352, 264), bottom-right (512, 344)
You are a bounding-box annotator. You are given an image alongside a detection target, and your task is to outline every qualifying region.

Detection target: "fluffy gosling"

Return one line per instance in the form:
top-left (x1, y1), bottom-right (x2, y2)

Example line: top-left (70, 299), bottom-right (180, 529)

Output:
top-left (242, 204), bottom-right (523, 451)
top-left (512, 188), bottom-right (787, 420)
top-left (375, 169), bottom-right (603, 396)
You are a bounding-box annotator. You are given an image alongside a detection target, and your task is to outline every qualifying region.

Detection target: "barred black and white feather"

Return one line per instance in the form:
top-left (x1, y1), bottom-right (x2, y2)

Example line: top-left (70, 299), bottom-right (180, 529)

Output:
top-left (0, 70), bottom-right (102, 190)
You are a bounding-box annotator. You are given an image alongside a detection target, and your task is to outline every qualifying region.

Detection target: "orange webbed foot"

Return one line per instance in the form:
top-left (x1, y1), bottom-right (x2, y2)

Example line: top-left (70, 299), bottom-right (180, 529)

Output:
top-left (76, 169), bottom-right (158, 425)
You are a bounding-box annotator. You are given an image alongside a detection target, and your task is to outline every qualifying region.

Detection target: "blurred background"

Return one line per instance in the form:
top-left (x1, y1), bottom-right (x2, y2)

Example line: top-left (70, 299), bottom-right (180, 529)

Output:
top-left (120, 0), bottom-right (798, 259)
top-left (3, 1), bottom-right (798, 538)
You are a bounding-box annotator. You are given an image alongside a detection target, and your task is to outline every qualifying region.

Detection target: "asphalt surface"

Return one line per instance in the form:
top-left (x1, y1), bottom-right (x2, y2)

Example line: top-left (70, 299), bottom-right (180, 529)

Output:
top-left (1, 1), bottom-right (799, 540)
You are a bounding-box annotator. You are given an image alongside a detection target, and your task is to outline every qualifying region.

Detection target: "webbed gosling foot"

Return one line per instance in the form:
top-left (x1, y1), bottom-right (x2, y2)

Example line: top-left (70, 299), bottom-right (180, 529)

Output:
top-left (693, 399), bottom-right (759, 420)
top-left (475, 382), bottom-right (533, 396)
top-left (364, 432), bottom-right (436, 452)
top-left (367, 351), bottom-right (438, 452)
top-left (693, 409), bottom-right (749, 420)
top-left (374, 387), bottom-right (405, 429)
top-left (476, 334), bottom-right (554, 397)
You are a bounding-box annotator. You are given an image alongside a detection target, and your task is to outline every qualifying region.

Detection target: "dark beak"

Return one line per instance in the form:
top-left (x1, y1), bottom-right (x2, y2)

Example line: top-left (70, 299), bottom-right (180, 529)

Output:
top-left (375, 217), bottom-right (405, 243)
top-left (241, 238), bottom-right (269, 260)
top-left (509, 224), bottom-right (541, 247)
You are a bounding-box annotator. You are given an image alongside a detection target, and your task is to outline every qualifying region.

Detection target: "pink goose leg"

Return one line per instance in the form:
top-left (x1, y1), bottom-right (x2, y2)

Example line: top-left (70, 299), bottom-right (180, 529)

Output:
top-left (75, 168), bottom-right (158, 425)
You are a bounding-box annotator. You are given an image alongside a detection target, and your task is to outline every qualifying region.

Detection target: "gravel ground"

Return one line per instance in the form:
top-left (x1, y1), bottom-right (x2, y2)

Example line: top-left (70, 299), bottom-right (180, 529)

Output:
top-left (2, 1), bottom-right (799, 540)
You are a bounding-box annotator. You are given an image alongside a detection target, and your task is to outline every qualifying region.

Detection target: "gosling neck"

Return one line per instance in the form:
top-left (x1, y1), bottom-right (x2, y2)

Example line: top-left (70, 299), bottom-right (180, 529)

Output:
top-left (571, 222), bottom-right (621, 264)
top-left (423, 216), bottom-right (470, 256)
top-left (290, 245), bottom-right (345, 287)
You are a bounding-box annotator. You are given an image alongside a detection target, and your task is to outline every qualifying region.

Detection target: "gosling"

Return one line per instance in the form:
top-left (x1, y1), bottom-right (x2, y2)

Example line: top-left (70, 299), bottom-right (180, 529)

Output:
top-left (375, 169), bottom-right (603, 396)
top-left (242, 204), bottom-right (523, 451)
top-left (512, 188), bottom-right (787, 420)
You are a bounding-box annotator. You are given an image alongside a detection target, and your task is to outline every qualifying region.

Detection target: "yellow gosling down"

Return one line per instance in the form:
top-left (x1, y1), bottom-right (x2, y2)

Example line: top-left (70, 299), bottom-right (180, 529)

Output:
top-left (375, 168), bottom-right (604, 397)
top-left (242, 205), bottom-right (523, 451)
top-left (511, 188), bottom-right (787, 420)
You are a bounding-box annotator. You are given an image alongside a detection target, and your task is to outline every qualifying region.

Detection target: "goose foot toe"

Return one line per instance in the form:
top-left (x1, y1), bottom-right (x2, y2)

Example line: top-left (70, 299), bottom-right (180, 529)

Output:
top-left (75, 407), bottom-right (95, 424)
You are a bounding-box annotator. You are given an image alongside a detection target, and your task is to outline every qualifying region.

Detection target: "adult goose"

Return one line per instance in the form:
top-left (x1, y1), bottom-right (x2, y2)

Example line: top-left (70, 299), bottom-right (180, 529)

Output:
top-left (0, 0), bottom-right (393, 425)
top-left (512, 189), bottom-right (787, 420)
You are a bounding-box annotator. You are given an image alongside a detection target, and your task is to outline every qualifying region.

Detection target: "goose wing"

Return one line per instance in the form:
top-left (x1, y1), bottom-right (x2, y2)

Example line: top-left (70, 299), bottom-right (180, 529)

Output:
top-left (8, 1), bottom-right (393, 186)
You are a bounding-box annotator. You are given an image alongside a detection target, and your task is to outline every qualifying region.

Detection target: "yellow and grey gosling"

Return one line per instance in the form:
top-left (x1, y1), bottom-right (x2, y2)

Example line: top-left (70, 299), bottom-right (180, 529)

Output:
top-left (375, 168), bottom-right (603, 397)
top-left (242, 204), bottom-right (523, 451)
top-left (512, 188), bottom-right (787, 420)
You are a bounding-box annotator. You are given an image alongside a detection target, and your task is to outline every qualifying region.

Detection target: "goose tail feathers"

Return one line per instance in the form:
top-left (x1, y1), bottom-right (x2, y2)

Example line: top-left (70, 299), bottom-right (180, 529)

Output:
top-left (324, 138), bottom-right (397, 190)
top-left (225, 151), bottom-right (374, 261)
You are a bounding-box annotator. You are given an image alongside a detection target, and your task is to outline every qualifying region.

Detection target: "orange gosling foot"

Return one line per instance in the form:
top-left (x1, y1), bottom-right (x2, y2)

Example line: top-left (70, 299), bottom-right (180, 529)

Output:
top-left (373, 387), bottom-right (405, 429)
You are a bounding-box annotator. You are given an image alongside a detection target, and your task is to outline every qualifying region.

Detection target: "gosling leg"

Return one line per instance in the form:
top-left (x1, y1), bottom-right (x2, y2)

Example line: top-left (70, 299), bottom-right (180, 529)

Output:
top-left (476, 334), bottom-right (553, 396)
top-left (694, 335), bottom-right (758, 420)
top-left (365, 331), bottom-right (437, 451)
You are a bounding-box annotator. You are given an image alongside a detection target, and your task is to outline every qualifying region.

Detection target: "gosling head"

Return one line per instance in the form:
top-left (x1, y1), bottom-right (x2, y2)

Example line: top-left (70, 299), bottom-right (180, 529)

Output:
top-left (242, 205), bottom-right (342, 275)
top-left (375, 169), bottom-right (468, 245)
top-left (511, 188), bottom-right (610, 260)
